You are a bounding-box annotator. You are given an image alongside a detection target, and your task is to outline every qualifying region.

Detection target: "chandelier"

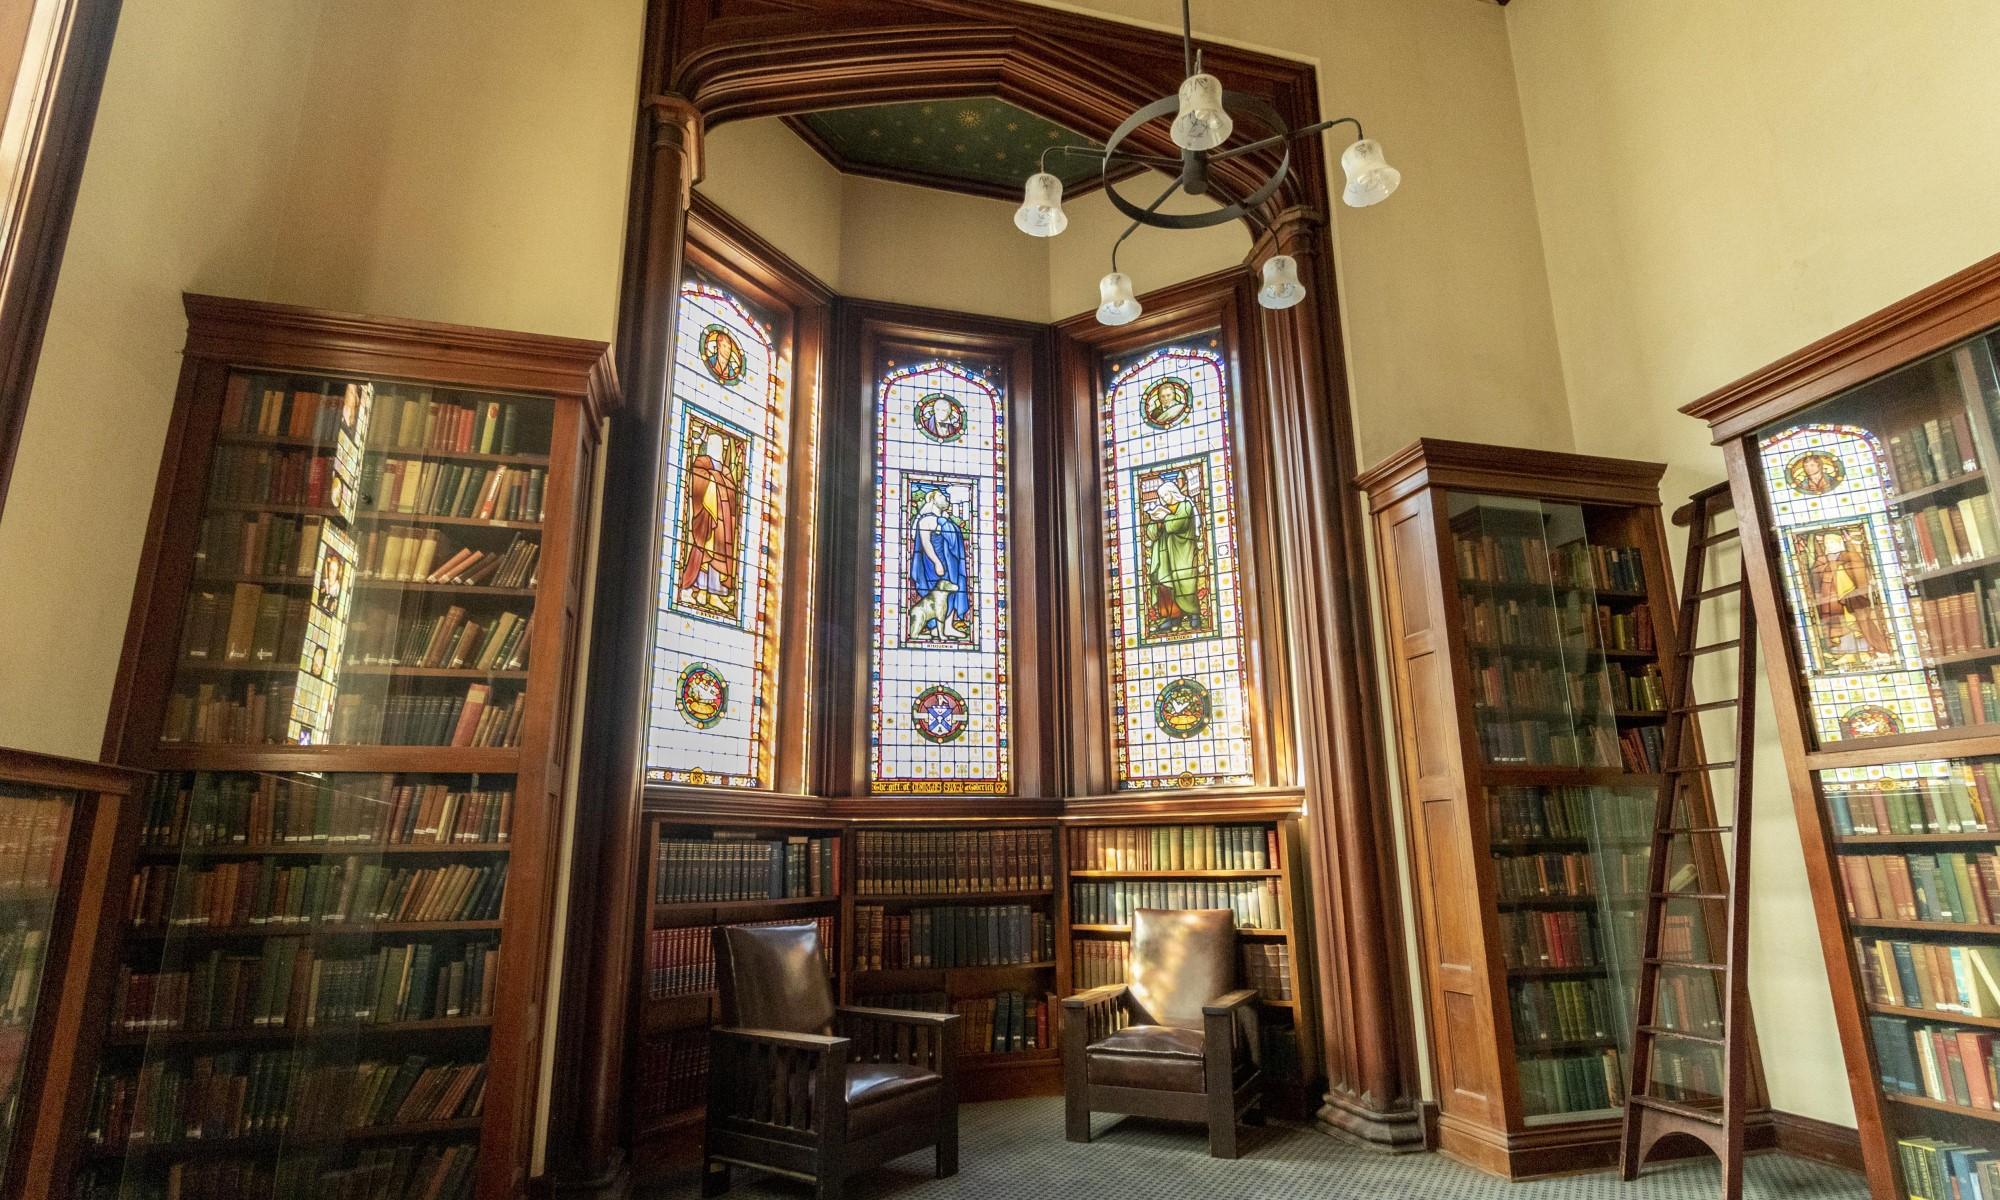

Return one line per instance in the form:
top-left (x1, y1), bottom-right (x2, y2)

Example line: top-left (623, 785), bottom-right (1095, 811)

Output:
top-left (1012, 0), bottom-right (1401, 325)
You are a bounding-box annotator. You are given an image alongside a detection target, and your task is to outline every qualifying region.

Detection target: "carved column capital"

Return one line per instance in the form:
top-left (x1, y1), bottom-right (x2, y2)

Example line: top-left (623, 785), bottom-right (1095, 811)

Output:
top-left (645, 93), bottom-right (704, 211)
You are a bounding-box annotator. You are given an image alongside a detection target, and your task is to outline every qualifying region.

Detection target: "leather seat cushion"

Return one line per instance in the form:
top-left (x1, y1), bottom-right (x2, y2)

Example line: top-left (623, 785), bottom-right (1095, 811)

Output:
top-left (845, 1062), bottom-right (941, 1139)
top-left (1087, 1023), bottom-right (1207, 1093)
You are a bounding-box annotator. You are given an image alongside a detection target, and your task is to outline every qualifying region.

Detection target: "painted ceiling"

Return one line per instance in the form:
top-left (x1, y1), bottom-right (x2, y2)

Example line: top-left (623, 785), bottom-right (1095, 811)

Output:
top-left (790, 98), bottom-right (1107, 198)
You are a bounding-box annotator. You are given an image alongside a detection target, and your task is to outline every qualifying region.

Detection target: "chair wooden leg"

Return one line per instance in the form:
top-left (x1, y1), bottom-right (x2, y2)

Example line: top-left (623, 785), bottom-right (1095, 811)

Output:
top-left (1065, 1091), bottom-right (1092, 1143)
top-left (815, 1170), bottom-right (845, 1200)
top-left (1208, 1110), bottom-right (1240, 1159)
top-left (700, 1159), bottom-right (731, 1197)
top-left (937, 1111), bottom-right (960, 1177)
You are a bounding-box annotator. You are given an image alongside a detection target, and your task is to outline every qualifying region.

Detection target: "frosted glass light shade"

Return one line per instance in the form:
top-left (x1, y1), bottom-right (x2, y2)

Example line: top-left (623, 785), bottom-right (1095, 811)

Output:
top-left (1340, 138), bottom-right (1401, 208)
top-left (1096, 271), bottom-right (1142, 326)
top-left (1170, 73), bottom-right (1233, 151)
top-left (1013, 172), bottom-right (1069, 237)
top-left (1257, 255), bottom-right (1306, 310)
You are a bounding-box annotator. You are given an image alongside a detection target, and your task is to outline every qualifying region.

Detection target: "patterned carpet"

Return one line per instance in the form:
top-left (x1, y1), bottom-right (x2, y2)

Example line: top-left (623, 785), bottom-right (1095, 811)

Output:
top-left (638, 1097), bottom-right (1868, 1199)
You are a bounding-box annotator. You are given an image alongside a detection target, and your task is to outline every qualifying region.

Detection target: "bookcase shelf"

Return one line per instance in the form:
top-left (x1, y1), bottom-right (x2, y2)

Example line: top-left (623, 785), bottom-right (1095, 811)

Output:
top-left (1067, 869), bottom-right (1280, 879)
top-left (650, 895), bottom-right (838, 922)
top-left (90, 295), bottom-right (612, 1200)
top-left (1359, 440), bottom-right (1762, 1179)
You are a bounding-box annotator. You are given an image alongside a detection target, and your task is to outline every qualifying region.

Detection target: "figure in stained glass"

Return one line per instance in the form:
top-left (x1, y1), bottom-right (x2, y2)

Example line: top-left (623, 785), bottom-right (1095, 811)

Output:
top-left (906, 481), bottom-right (972, 643)
top-left (673, 417), bottom-right (750, 623)
top-left (1794, 522), bottom-right (1896, 666)
top-left (1786, 451), bottom-right (1843, 496)
top-left (1142, 377), bottom-right (1193, 430)
top-left (915, 392), bottom-right (966, 443)
top-left (1138, 461), bottom-right (1214, 641)
top-left (699, 324), bottom-right (747, 385)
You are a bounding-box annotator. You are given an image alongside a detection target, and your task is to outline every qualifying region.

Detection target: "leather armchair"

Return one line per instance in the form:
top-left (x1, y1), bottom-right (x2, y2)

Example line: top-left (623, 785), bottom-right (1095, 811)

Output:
top-left (1061, 908), bottom-right (1262, 1157)
top-left (702, 922), bottom-right (959, 1200)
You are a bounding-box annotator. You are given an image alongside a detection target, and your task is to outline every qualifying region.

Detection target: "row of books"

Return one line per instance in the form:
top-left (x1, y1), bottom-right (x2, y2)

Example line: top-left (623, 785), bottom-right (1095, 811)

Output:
top-left (363, 459), bottom-right (545, 525)
top-left (1488, 785), bottom-right (1655, 843)
top-left (75, 1143), bottom-right (479, 1200)
top-left (645, 917), bottom-right (834, 999)
top-left (1456, 595), bottom-right (1568, 648)
top-left (1558, 542), bottom-right (1647, 594)
top-left (111, 939), bottom-right (498, 1032)
top-left (859, 990), bottom-right (1049, 1055)
top-left (852, 904), bottom-right (1051, 970)
top-left (196, 511), bottom-right (323, 581)
top-left (1607, 662), bottom-right (1665, 711)
top-left (1898, 494), bottom-right (2000, 572)
top-left (1477, 719), bottom-right (1618, 769)
top-left (1066, 824), bottom-right (1276, 873)
top-left (1940, 673), bottom-right (2000, 730)
top-left (1617, 725), bottom-right (1665, 773)
top-left (1826, 768), bottom-right (2000, 836)
top-left (1240, 942), bottom-right (1294, 1001)
top-left (1508, 977), bottom-right (1617, 1045)
top-left (142, 774), bottom-right (513, 849)
top-left (1517, 1047), bottom-right (1622, 1116)
top-left (1500, 907), bottom-right (1642, 972)
top-left (852, 829), bottom-right (1054, 896)
top-left (1069, 881), bottom-right (1281, 929)
top-left (161, 682), bottom-right (297, 746)
top-left (181, 583), bottom-right (308, 666)
top-left (1470, 660), bottom-right (1610, 714)
top-left (1495, 846), bottom-right (1643, 901)
top-left (208, 445), bottom-right (345, 511)
top-left (633, 1030), bottom-right (707, 1126)
top-left (127, 860), bottom-right (508, 928)
top-left (1857, 936), bottom-right (2000, 1017)
top-left (1898, 1136), bottom-right (2000, 1200)
top-left (1872, 1014), bottom-right (2000, 1113)
top-left (1840, 851), bottom-right (2000, 924)
top-left (218, 377), bottom-right (359, 445)
top-left (1650, 1043), bottom-right (1722, 1104)
top-left (653, 835), bottom-right (837, 903)
top-left (347, 603), bottom-right (532, 672)
top-left (0, 794), bottom-right (70, 895)
top-left (1888, 411), bottom-right (1981, 494)
top-left (372, 390), bottom-right (534, 458)
top-left (1915, 580), bottom-right (2000, 656)
top-left (1455, 532), bottom-right (1559, 587)
top-left (358, 529), bottom-right (541, 590)
top-left (0, 926), bottom-right (47, 1026)
top-left (1595, 604), bottom-right (1656, 653)
top-left (84, 1053), bottom-right (487, 1146)
top-left (1654, 971), bottom-right (1723, 1037)
top-left (1072, 937), bottom-right (1130, 990)
top-left (328, 686), bottom-right (527, 748)
top-left (1453, 533), bottom-right (1646, 594)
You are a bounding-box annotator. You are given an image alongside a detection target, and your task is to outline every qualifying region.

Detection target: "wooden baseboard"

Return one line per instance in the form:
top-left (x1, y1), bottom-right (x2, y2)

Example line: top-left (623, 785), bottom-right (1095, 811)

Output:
top-left (1767, 1110), bottom-right (1864, 1173)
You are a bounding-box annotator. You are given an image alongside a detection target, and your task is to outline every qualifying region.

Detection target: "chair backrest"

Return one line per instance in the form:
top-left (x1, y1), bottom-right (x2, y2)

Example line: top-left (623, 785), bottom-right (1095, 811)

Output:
top-left (714, 921), bottom-right (836, 1035)
top-left (1127, 907), bottom-right (1236, 1030)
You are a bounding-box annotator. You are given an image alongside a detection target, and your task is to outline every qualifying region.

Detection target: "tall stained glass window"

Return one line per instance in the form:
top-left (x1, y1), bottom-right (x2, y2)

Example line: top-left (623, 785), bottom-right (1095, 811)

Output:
top-left (1100, 334), bottom-right (1255, 789)
top-left (647, 282), bottom-right (790, 789)
top-left (870, 356), bottom-right (1010, 793)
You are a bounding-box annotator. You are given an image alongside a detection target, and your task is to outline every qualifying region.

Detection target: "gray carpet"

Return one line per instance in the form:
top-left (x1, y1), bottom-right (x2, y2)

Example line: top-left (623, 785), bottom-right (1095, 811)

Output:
top-left (639, 1097), bottom-right (1868, 1199)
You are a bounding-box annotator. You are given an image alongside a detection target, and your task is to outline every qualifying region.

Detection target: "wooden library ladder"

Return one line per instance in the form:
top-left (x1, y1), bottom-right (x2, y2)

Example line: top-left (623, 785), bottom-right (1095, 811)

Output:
top-left (1618, 482), bottom-right (1759, 1198)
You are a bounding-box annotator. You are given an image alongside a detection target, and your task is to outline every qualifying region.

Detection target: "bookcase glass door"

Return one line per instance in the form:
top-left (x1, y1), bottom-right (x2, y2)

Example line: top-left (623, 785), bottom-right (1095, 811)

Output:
top-left (166, 372), bottom-right (553, 749)
top-left (0, 782), bottom-right (76, 1191)
top-left (86, 771), bottom-right (507, 1199)
top-left (1447, 489), bottom-right (1673, 1124)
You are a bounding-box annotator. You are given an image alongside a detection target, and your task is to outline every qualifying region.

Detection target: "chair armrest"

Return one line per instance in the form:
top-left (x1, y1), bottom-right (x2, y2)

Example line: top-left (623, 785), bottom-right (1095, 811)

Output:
top-left (708, 1026), bottom-right (851, 1134)
top-left (713, 1026), bottom-right (850, 1051)
top-left (1061, 984), bottom-right (1129, 1011)
top-left (837, 1005), bottom-right (959, 1030)
top-left (836, 1007), bottom-right (959, 1077)
top-left (1203, 988), bottom-right (1260, 1017)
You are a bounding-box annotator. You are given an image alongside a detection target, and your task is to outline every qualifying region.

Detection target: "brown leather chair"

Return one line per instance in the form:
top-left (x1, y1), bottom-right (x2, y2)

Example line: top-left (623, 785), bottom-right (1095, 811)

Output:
top-left (701, 921), bottom-right (959, 1200)
top-left (1061, 908), bottom-right (1261, 1157)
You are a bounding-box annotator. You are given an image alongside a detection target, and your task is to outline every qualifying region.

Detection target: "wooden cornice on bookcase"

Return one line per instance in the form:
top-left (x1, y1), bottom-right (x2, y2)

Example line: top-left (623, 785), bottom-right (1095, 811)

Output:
top-left (1683, 250), bottom-right (2000, 442)
top-left (179, 294), bottom-right (620, 425)
top-left (1356, 438), bottom-right (1669, 512)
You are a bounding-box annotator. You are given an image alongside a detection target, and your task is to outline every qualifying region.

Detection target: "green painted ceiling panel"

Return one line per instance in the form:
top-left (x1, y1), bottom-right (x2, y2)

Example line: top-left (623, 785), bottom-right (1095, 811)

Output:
top-left (797, 98), bottom-right (1104, 194)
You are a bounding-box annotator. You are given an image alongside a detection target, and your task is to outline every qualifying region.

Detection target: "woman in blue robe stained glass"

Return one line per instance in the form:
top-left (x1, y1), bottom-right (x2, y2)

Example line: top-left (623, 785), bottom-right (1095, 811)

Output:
top-left (907, 485), bottom-right (971, 642)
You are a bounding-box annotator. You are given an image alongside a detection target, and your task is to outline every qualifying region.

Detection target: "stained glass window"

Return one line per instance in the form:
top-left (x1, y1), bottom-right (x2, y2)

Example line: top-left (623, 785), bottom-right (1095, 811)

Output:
top-left (646, 282), bottom-right (790, 789)
top-left (870, 357), bottom-right (1010, 793)
top-left (1100, 335), bottom-right (1255, 789)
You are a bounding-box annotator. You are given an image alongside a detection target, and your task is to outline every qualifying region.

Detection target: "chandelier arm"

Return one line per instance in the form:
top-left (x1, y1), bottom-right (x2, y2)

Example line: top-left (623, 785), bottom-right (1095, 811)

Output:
top-left (1209, 115), bottom-right (1365, 164)
top-left (1182, 0), bottom-right (1194, 78)
top-left (1040, 144), bottom-right (1182, 173)
top-left (1110, 174), bottom-right (1185, 273)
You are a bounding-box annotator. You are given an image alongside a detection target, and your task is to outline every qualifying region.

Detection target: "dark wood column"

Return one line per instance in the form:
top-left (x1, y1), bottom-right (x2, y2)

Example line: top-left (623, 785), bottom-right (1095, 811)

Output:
top-left (1254, 206), bottom-right (1425, 1150)
top-left (545, 93), bottom-right (701, 1199)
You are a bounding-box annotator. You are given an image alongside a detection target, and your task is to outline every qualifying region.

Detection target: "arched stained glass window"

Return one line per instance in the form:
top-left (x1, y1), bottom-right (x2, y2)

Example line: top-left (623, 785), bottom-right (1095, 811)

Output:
top-left (647, 282), bottom-right (790, 789)
top-left (870, 356), bottom-right (1011, 793)
top-left (1100, 335), bottom-right (1255, 789)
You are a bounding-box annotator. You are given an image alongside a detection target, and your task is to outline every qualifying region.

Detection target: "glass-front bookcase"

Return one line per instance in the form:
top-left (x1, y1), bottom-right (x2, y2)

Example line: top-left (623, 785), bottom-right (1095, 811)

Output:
top-left (1361, 440), bottom-right (1757, 1178)
top-left (90, 296), bottom-right (611, 1200)
top-left (1696, 285), bottom-right (2000, 1199)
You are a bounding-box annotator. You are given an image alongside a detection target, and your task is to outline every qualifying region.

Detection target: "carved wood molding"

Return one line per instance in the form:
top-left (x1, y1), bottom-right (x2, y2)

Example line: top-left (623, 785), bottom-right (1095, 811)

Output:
top-left (1357, 437), bottom-right (1668, 512)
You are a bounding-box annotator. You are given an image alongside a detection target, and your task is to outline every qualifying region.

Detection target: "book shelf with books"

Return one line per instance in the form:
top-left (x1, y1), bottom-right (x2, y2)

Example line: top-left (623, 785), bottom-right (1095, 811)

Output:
top-left (844, 824), bottom-right (1061, 1096)
top-left (1358, 440), bottom-right (1763, 1178)
top-left (1686, 258), bottom-right (2000, 1199)
top-left (1060, 814), bottom-right (1319, 1117)
top-left (88, 296), bottom-right (613, 1200)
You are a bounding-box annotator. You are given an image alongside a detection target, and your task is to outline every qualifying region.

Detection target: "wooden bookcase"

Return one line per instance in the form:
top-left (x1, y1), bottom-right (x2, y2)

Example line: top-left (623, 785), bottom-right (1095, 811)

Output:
top-left (1358, 440), bottom-right (1764, 1177)
top-left (88, 295), bottom-right (613, 1200)
top-left (1685, 253), bottom-right (2000, 1199)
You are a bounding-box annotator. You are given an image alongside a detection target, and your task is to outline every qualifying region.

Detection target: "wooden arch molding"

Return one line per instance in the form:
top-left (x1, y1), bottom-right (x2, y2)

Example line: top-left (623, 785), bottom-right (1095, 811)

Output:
top-left (549, 4), bottom-right (1422, 1197)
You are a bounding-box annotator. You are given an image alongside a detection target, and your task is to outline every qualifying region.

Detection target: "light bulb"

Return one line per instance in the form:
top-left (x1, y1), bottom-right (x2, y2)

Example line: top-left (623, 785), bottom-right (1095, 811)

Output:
top-left (1096, 271), bottom-right (1142, 326)
top-left (1013, 172), bottom-right (1068, 237)
top-left (1340, 138), bottom-right (1401, 208)
top-left (1170, 72), bottom-right (1233, 152)
top-left (1257, 255), bottom-right (1306, 310)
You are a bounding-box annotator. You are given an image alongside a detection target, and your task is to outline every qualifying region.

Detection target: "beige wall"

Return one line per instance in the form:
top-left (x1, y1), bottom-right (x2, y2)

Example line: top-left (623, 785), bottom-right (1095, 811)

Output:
top-left (1507, 0), bottom-right (2000, 1125)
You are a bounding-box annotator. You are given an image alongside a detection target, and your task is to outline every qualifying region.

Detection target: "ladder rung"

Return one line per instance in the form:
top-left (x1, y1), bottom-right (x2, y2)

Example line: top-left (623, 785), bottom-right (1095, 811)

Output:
top-left (1630, 1095), bottom-right (1728, 1125)
top-left (1654, 891), bottom-right (1728, 901)
top-left (1639, 1025), bottom-right (1726, 1047)
top-left (1681, 639), bottom-right (1741, 656)
top-left (1672, 699), bottom-right (1737, 715)
top-left (1692, 582), bottom-right (1742, 601)
top-left (1665, 825), bottom-right (1733, 835)
top-left (1646, 958), bottom-right (1725, 971)
top-left (1667, 760), bottom-right (1737, 772)
top-left (1692, 529), bottom-right (1741, 548)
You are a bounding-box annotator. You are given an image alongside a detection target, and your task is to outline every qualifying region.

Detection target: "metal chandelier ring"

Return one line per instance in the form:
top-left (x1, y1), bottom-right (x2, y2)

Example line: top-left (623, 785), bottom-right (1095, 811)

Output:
top-left (1101, 90), bottom-right (1292, 230)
